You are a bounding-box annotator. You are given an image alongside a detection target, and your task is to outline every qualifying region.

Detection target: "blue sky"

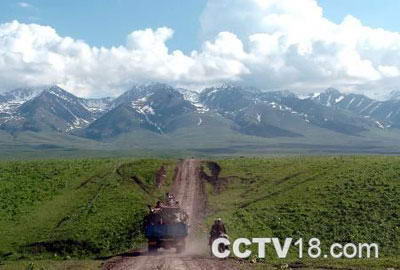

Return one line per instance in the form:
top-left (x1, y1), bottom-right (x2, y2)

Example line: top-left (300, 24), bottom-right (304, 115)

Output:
top-left (320, 0), bottom-right (400, 32)
top-left (0, 0), bottom-right (207, 52)
top-left (0, 0), bottom-right (399, 53)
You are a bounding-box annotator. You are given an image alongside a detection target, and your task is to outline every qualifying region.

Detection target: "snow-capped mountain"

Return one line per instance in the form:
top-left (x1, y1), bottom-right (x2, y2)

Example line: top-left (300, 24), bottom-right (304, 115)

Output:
top-left (1, 83), bottom-right (399, 144)
top-left (309, 88), bottom-right (400, 128)
top-left (80, 97), bottom-right (113, 117)
top-left (0, 86), bottom-right (113, 132)
top-left (80, 83), bottom-right (198, 139)
top-left (1, 86), bottom-right (91, 132)
top-left (2, 87), bottom-right (43, 103)
top-left (0, 87), bottom-right (43, 115)
top-left (199, 85), bottom-right (374, 137)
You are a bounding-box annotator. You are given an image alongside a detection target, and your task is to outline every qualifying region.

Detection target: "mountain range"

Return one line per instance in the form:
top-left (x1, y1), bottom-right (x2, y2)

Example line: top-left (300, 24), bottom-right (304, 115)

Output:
top-left (1, 83), bottom-right (400, 156)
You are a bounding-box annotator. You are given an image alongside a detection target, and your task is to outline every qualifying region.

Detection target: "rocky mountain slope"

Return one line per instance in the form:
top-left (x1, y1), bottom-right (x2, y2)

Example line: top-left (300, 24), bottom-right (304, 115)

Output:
top-left (1, 83), bottom-right (399, 154)
top-left (310, 88), bottom-right (400, 128)
top-left (0, 86), bottom-right (107, 132)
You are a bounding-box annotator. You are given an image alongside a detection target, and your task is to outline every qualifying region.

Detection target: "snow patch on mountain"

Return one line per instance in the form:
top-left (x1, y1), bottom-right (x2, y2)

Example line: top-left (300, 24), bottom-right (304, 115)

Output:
top-left (256, 113), bottom-right (262, 123)
top-left (0, 87), bottom-right (43, 114)
top-left (66, 118), bottom-right (90, 132)
top-left (129, 99), bottom-right (163, 133)
top-left (141, 105), bottom-right (155, 115)
top-left (80, 97), bottom-right (113, 113)
top-left (178, 88), bottom-right (209, 114)
top-left (335, 96), bottom-right (344, 103)
top-left (312, 93), bottom-right (320, 98)
top-left (131, 100), bottom-right (155, 115)
top-left (3, 87), bottom-right (43, 103)
top-left (376, 121), bottom-right (385, 129)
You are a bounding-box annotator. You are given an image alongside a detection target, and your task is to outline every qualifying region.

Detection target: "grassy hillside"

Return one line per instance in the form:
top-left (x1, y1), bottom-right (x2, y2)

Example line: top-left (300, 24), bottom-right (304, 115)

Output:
top-left (203, 156), bottom-right (400, 269)
top-left (4, 126), bottom-right (400, 159)
top-left (0, 158), bottom-right (175, 265)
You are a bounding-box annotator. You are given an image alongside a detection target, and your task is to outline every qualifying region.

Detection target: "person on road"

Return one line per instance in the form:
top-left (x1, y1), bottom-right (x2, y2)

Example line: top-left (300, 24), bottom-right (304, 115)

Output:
top-left (209, 218), bottom-right (227, 245)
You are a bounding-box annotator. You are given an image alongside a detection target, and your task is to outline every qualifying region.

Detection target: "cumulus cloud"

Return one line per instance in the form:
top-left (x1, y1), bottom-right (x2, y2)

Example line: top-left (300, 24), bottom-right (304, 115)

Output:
top-left (0, 21), bottom-right (246, 97)
top-left (1, 0), bottom-right (400, 98)
top-left (200, 0), bottom-right (400, 97)
top-left (18, 2), bottom-right (32, 8)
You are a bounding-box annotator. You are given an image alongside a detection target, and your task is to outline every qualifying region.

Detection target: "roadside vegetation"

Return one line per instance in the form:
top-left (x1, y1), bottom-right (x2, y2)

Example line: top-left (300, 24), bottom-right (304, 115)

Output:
top-left (2, 156), bottom-right (400, 270)
top-left (204, 156), bottom-right (400, 269)
top-left (0, 158), bottom-right (175, 269)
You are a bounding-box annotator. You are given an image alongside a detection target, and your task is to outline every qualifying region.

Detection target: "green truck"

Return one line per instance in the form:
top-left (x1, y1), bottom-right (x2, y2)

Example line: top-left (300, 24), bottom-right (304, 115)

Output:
top-left (144, 205), bottom-right (189, 253)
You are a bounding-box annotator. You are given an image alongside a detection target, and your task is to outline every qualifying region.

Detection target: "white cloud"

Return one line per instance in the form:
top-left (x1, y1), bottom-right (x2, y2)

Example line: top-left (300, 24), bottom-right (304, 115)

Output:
top-left (200, 0), bottom-right (400, 97)
top-left (0, 21), bottom-right (246, 97)
top-left (1, 0), bottom-right (400, 98)
top-left (18, 2), bottom-right (32, 8)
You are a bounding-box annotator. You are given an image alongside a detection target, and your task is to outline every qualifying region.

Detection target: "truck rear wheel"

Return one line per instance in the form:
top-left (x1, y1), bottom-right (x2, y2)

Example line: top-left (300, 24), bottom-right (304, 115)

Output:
top-left (148, 245), bottom-right (158, 253)
top-left (176, 241), bottom-right (185, 254)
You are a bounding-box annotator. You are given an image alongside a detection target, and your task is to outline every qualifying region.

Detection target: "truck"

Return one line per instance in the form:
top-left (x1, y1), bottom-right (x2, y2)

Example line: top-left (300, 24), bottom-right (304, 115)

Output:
top-left (144, 204), bottom-right (189, 253)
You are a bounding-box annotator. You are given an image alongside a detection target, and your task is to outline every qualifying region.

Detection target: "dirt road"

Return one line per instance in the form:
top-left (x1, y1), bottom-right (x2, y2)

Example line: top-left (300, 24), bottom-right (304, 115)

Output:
top-left (103, 159), bottom-right (239, 270)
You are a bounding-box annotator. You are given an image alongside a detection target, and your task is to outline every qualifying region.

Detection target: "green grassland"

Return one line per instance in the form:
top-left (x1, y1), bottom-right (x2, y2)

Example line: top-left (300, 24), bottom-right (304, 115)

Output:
top-left (204, 156), bottom-right (400, 269)
top-left (4, 126), bottom-right (400, 160)
top-left (1, 156), bottom-right (400, 270)
top-left (0, 260), bottom-right (101, 270)
top-left (0, 158), bottom-right (175, 269)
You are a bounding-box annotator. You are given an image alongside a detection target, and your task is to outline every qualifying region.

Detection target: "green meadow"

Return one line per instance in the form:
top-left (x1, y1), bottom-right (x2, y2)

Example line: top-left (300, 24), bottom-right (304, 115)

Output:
top-left (204, 156), bottom-right (400, 269)
top-left (1, 156), bottom-right (399, 269)
top-left (0, 158), bottom-right (175, 268)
